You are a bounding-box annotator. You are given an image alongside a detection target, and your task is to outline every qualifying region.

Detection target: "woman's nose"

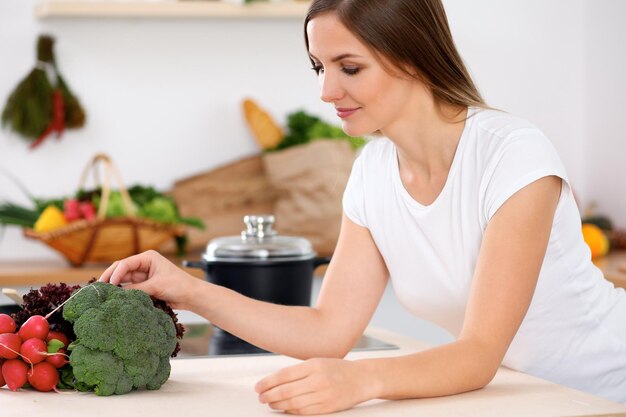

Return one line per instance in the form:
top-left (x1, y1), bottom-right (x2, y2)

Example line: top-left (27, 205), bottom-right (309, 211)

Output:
top-left (319, 72), bottom-right (343, 103)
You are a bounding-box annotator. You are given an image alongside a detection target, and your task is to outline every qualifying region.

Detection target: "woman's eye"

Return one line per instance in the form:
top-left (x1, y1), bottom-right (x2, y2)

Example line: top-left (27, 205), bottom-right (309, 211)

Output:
top-left (342, 66), bottom-right (360, 75)
top-left (311, 65), bottom-right (324, 75)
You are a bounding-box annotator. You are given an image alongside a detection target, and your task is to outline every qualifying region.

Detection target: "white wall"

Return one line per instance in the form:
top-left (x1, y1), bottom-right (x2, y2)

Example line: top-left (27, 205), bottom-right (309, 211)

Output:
top-left (0, 0), bottom-right (591, 262)
top-left (584, 0), bottom-right (626, 225)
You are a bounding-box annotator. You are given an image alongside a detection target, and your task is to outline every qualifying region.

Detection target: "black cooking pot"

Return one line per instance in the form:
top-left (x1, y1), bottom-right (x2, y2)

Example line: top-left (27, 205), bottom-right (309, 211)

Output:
top-left (184, 214), bottom-right (331, 307)
top-left (184, 215), bottom-right (331, 354)
top-left (0, 304), bottom-right (22, 316)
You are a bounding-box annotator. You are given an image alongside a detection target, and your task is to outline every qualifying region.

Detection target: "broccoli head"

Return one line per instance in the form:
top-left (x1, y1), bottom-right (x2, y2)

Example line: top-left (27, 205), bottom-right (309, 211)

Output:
top-left (62, 282), bottom-right (177, 396)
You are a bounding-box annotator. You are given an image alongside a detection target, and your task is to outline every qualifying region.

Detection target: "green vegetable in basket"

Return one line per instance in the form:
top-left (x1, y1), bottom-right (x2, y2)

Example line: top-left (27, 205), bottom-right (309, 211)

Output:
top-left (92, 191), bottom-right (135, 218)
top-left (138, 196), bottom-right (178, 224)
top-left (0, 202), bottom-right (39, 228)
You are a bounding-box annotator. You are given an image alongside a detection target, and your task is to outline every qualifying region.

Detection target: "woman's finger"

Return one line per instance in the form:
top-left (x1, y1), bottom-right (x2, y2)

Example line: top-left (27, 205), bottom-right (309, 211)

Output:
top-left (268, 391), bottom-right (322, 413)
top-left (98, 260), bottom-right (120, 283)
top-left (258, 377), bottom-right (315, 404)
top-left (129, 271), bottom-right (150, 284)
top-left (107, 253), bottom-right (154, 285)
top-left (256, 362), bottom-right (311, 394)
top-left (284, 402), bottom-right (327, 416)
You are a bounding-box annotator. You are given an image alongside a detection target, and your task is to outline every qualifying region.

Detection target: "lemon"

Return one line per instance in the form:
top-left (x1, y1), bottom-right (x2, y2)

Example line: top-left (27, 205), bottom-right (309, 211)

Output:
top-left (582, 223), bottom-right (609, 259)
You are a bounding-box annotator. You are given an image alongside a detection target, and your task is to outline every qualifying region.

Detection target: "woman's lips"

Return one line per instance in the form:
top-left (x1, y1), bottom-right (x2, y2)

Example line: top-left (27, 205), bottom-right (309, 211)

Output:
top-left (336, 107), bottom-right (360, 119)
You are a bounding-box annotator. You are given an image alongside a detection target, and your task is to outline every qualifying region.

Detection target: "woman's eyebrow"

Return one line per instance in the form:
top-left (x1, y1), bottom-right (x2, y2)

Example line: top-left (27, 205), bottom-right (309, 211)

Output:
top-left (308, 53), bottom-right (363, 62)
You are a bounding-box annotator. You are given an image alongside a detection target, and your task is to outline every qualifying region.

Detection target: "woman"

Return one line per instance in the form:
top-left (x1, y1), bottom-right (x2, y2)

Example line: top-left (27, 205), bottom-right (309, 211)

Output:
top-left (100, 0), bottom-right (626, 413)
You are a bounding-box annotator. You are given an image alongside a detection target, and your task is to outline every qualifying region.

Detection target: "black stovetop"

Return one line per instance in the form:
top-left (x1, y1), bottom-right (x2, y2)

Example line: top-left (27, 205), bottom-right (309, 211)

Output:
top-left (176, 323), bottom-right (398, 358)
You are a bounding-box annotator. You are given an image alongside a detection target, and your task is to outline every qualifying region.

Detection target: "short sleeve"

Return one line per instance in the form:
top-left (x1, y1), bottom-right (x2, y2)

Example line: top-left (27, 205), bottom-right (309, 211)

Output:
top-left (342, 152), bottom-right (367, 227)
top-left (482, 131), bottom-right (569, 221)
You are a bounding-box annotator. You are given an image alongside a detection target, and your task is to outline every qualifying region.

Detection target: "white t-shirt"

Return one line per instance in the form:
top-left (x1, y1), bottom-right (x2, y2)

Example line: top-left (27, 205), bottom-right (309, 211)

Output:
top-left (343, 108), bottom-right (626, 403)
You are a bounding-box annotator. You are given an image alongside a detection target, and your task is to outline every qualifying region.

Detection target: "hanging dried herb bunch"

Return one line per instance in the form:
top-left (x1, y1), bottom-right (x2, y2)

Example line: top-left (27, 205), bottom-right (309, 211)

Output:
top-left (1, 34), bottom-right (86, 149)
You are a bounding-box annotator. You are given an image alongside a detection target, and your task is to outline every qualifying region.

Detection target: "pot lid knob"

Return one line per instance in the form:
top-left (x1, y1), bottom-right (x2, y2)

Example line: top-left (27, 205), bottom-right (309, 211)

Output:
top-left (242, 214), bottom-right (277, 240)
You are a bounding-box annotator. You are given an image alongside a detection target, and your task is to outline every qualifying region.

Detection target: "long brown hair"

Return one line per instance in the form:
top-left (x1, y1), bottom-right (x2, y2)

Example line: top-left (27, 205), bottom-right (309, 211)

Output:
top-left (304, 0), bottom-right (486, 111)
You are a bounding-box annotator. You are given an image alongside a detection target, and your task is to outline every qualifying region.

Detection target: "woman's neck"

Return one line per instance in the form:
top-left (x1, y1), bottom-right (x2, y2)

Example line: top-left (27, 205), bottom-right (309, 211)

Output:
top-left (383, 95), bottom-right (468, 182)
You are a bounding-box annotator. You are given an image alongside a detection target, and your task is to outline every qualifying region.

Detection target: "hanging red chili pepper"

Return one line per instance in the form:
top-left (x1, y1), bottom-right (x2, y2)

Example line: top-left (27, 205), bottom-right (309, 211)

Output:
top-left (1, 35), bottom-right (85, 150)
top-left (29, 89), bottom-right (65, 150)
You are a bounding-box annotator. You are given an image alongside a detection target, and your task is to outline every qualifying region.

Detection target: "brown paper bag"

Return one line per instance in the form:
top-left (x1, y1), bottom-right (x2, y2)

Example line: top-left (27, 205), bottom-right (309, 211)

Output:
top-left (263, 140), bottom-right (357, 256)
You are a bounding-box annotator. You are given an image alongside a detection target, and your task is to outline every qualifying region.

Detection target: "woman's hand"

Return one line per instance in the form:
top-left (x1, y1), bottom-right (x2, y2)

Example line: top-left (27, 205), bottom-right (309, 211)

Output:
top-left (255, 358), bottom-right (378, 415)
top-left (98, 250), bottom-right (199, 310)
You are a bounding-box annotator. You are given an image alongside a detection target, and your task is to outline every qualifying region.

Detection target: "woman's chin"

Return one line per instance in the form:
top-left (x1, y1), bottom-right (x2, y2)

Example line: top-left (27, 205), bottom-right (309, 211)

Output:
top-left (341, 122), bottom-right (371, 138)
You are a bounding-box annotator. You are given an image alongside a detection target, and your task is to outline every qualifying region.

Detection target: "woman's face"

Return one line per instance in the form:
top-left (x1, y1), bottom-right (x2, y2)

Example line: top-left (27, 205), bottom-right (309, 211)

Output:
top-left (306, 13), bottom-right (421, 137)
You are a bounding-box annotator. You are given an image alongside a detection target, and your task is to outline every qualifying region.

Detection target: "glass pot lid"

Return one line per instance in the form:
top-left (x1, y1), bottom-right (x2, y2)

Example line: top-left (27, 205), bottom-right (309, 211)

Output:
top-left (203, 215), bottom-right (315, 262)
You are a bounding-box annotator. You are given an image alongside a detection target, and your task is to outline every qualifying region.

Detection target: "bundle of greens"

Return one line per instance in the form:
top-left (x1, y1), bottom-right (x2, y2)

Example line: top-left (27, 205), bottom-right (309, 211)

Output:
top-left (1, 34), bottom-right (85, 149)
top-left (270, 110), bottom-right (366, 152)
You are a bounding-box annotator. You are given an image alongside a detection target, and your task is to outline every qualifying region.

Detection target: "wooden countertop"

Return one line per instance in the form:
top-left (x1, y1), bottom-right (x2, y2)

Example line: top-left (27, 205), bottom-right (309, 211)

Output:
top-left (0, 256), bottom-right (205, 286)
top-left (1, 250), bottom-right (625, 289)
top-left (3, 327), bottom-right (626, 416)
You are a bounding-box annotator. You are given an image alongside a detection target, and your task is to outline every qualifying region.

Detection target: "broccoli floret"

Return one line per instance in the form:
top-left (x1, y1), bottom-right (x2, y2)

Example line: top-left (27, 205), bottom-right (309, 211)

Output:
top-left (69, 345), bottom-right (124, 396)
top-left (63, 281), bottom-right (121, 322)
top-left (124, 352), bottom-right (159, 387)
top-left (63, 282), bottom-right (177, 396)
top-left (146, 356), bottom-right (172, 391)
top-left (73, 307), bottom-right (117, 352)
top-left (154, 308), bottom-right (178, 356)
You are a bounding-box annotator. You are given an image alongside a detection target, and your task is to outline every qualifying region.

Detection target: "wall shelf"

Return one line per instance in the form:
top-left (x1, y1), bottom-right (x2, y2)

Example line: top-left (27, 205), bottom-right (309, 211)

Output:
top-left (35, 0), bottom-right (311, 19)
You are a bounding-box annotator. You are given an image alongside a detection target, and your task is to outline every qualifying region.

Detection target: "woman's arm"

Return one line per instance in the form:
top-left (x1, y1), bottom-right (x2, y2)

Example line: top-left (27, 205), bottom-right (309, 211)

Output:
top-left (256, 175), bottom-right (562, 414)
top-left (99, 213), bottom-right (389, 359)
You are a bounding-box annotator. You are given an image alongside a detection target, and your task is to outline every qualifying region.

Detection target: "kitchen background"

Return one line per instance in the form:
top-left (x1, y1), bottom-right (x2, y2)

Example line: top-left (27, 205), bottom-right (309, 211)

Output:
top-left (1, 0), bottom-right (625, 344)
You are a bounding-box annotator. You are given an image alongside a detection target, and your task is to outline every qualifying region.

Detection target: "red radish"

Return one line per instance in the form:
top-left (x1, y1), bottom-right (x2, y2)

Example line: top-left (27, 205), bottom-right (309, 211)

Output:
top-left (46, 330), bottom-right (70, 348)
top-left (27, 362), bottom-right (59, 392)
top-left (2, 359), bottom-right (28, 391)
top-left (20, 338), bottom-right (47, 364)
top-left (0, 314), bottom-right (16, 334)
top-left (63, 199), bottom-right (81, 221)
top-left (0, 333), bottom-right (22, 359)
top-left (79, 201), bottom-right (96, 221)
top-left (18, 315), bottom-right (49, 341)
top-left (46, 348), bottom-right (68, 369)
top-left (0, 363), bottom-right (5, 388)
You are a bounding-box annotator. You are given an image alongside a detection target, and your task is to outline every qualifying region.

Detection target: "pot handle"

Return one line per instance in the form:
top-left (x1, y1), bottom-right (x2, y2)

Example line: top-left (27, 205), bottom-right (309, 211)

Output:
top-left (182, 260), bottom-right (206, 269)
top-left (313, 256), bottom-right (332, 269)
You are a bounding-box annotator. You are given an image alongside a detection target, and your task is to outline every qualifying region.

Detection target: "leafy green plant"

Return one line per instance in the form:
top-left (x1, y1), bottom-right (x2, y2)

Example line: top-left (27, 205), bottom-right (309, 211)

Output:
top-left (269, 110), bottom-right (366, 152)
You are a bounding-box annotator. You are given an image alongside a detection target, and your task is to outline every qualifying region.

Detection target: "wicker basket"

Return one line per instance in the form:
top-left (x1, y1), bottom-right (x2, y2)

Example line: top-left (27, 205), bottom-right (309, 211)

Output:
top-left (24, 153), bottom-right (186, 266)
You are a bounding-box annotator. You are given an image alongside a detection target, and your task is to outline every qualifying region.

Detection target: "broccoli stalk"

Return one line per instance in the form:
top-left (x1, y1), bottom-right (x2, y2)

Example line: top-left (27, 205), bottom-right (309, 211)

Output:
top-left (62, 282), bottom-right (177, 396)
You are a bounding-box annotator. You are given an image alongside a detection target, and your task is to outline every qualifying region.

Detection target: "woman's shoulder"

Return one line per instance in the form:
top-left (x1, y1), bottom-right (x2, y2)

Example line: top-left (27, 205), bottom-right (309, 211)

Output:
top-left (468, 108), bottom-right (554, 157)
top-left (471, 108), bottom-right (545, 141)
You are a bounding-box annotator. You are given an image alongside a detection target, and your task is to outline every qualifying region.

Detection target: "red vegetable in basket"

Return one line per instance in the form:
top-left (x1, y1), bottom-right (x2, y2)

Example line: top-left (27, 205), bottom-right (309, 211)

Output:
top-left (63, 198), bottom-right (81, 221)
top-left (79, 201), bottom-right (96, 221)
top-left (27, 362), bottom-right (59, 392)
top-left (2, 359), bottom-right (28, 391)
top-left (0, 314), bottom-right (17, 334)
top-left (18, 315), bottom-right (49, 341)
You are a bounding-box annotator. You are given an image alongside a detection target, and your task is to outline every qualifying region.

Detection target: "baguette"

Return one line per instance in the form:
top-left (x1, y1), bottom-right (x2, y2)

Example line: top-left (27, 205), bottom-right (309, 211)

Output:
top-left (242, 98), bottom-right (284, 150)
